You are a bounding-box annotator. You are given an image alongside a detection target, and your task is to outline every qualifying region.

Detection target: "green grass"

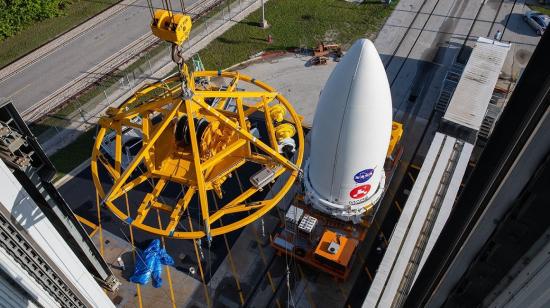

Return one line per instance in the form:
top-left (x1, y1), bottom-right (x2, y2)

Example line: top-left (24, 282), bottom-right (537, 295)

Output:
top-left (529, 5), bottom-right (550, 16)
top-left (198, 0), bottom-right (396, 69)
top-left (49, 127), bottom-right (97, 177)
top-left (0, 0), bottom-right (119, 68)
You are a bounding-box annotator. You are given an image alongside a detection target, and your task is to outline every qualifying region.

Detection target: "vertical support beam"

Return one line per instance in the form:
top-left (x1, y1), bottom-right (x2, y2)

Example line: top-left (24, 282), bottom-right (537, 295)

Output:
top-left (104, 101), bottom-right (181, 203)
top-left (141, 112), bottom-right (156, 172)
top-left (235, 96), bottom-right (251, 156)
top-left (134, 179), bottom-right (167, 224)
top-left (114, 121), bottom-right (122, 177)
top-left (184, 99), bottom-right (211, 239)
top-left (166, 187), bottom-right (196, 233)
top-left (262, 97), bottom-right (279, 150)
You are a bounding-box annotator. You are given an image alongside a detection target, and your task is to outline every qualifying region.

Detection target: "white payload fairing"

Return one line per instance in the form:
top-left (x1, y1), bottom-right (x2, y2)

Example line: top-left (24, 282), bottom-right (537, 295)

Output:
top-left (304, 39), bottom-right (393, 222)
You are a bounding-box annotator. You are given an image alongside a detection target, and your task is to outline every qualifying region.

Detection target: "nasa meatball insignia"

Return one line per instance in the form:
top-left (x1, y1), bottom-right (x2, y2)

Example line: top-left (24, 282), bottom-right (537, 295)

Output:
top-left (354, 168), bottom-right (374, 183)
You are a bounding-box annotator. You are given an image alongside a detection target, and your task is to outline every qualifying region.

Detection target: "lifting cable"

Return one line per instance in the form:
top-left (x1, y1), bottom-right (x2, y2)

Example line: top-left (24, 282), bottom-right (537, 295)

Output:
top-left (163, 0), bottom-right (175, 23)
top-left (254, 136), bottom-right (299, 307)
top-left (210, 191), bottom-right (246, 305)
top-left (155, 209), bottom-right (177, 308)
top-left (135, 173), bottom-right (193, 306)
top-left (124, 193), bottom-right (144, 308)
top-left (179, 0), bottom-right (186, 13)
top-left (252, 139), bottom-right (299, 305)
top-left (173, 183), bottom-right (213, 306)
top-left (187, 214), bottom-right (212, 307)
top-left (264, 155), bottom-right (299, 308)
top-left (234, 170), bottom-right (282, 308)
top-left (145, 0), bottom-right (154, 19)
top-left (95, 191), bottom-right (105, 256)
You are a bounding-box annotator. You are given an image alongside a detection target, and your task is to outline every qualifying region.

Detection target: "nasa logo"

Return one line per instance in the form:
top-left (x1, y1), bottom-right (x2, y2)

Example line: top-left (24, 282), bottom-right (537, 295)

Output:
top-left (354, 168), bottom-right (374, 183)
top-left (350, 184), bottom-right (371, 199)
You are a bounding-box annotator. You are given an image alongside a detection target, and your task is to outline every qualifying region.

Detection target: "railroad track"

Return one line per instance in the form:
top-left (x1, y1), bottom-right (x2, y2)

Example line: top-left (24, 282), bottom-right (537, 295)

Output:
top-left (21, 0), bottom-right (229, 122)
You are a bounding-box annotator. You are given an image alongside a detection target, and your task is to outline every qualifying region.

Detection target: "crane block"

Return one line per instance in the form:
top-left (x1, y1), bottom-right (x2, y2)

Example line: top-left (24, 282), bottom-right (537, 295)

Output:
top-left (151, 9), bottom-right (192, 45)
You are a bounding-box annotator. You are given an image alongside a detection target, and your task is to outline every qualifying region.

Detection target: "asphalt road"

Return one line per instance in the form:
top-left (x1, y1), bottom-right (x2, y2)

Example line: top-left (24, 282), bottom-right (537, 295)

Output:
top-left (0, 0), bottom-right (199, 114)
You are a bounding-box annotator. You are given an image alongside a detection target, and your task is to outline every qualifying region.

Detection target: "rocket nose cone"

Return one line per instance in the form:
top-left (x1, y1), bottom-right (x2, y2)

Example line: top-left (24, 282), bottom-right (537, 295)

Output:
top-left (353, 38), bottom-right (376, 52)
top-left (308, 38), bottom-right (392, 210)
top-left (342, 38), bottom-right (378, 65)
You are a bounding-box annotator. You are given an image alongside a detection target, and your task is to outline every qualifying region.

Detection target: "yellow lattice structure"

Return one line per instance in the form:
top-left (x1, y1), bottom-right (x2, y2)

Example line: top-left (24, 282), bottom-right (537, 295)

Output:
top-left (91, 68), bottom-right (304, 240)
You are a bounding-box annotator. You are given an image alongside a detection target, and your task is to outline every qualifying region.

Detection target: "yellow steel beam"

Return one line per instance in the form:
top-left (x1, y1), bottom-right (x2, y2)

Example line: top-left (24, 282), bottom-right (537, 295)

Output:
top-left (166, 187), bottom-right (195, 233)
top-left (112, 95), bottom-right (177, 121)
top-left (184, 99), bottom-right (211, 237)
top-left (235, 96), bottom-right (252, 157)
top-left (209, 202), bottom-right (265, 224)
top-left (92, 70), bottom-right (305, 239)
top-left (243, 100), bottom-right (266, 117)
top-left (195, 90), bottom-right (277, 99)
top-left (76, 215), bottom-right (98, 235)
top-left (150, 200), bottom-right (174, 213)
top-left (114, 121), bottom-right (122, 175)
top-left (109, 174), bottom-right (150, 201)
top-left (262, 98), bottom-right (279, 150)
top-left (103, 101), bottom-right (181, 210)
top-left (150, 170), bottom-right (199, 187)
top-left (91, 127), bottom-right (107, 197)
top-left (134, 179), bottom-right (166, 224)
top-left (207, 167), bottom-right (284, 224)
top-left (97, 152), bottom-right (119, 179)
top-left (212, 74), bottom-right (239, 109)
top-left (235, 96), bottom-right (247, 129)
top-left (248, 153), bottom-right (273, 165)
top-left (141, 112), bottom-right (156, 172)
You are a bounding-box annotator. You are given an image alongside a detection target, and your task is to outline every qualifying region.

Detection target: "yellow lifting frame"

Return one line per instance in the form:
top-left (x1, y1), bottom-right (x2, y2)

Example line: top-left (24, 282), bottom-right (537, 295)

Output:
top-left (91, 70), bottom-right (304, 239)
top-left (184, 99), bottom-right (211, 237)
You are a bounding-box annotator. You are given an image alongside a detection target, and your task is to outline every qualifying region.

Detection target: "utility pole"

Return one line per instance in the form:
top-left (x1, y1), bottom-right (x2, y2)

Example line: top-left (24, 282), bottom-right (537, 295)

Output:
top-left (261, 0), bottom-right (268, 28)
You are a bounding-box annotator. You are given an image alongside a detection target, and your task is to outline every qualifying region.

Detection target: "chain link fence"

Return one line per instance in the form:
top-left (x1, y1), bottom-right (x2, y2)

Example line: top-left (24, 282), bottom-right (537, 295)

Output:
top-left (34, 43), bottom-right (174, 145)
